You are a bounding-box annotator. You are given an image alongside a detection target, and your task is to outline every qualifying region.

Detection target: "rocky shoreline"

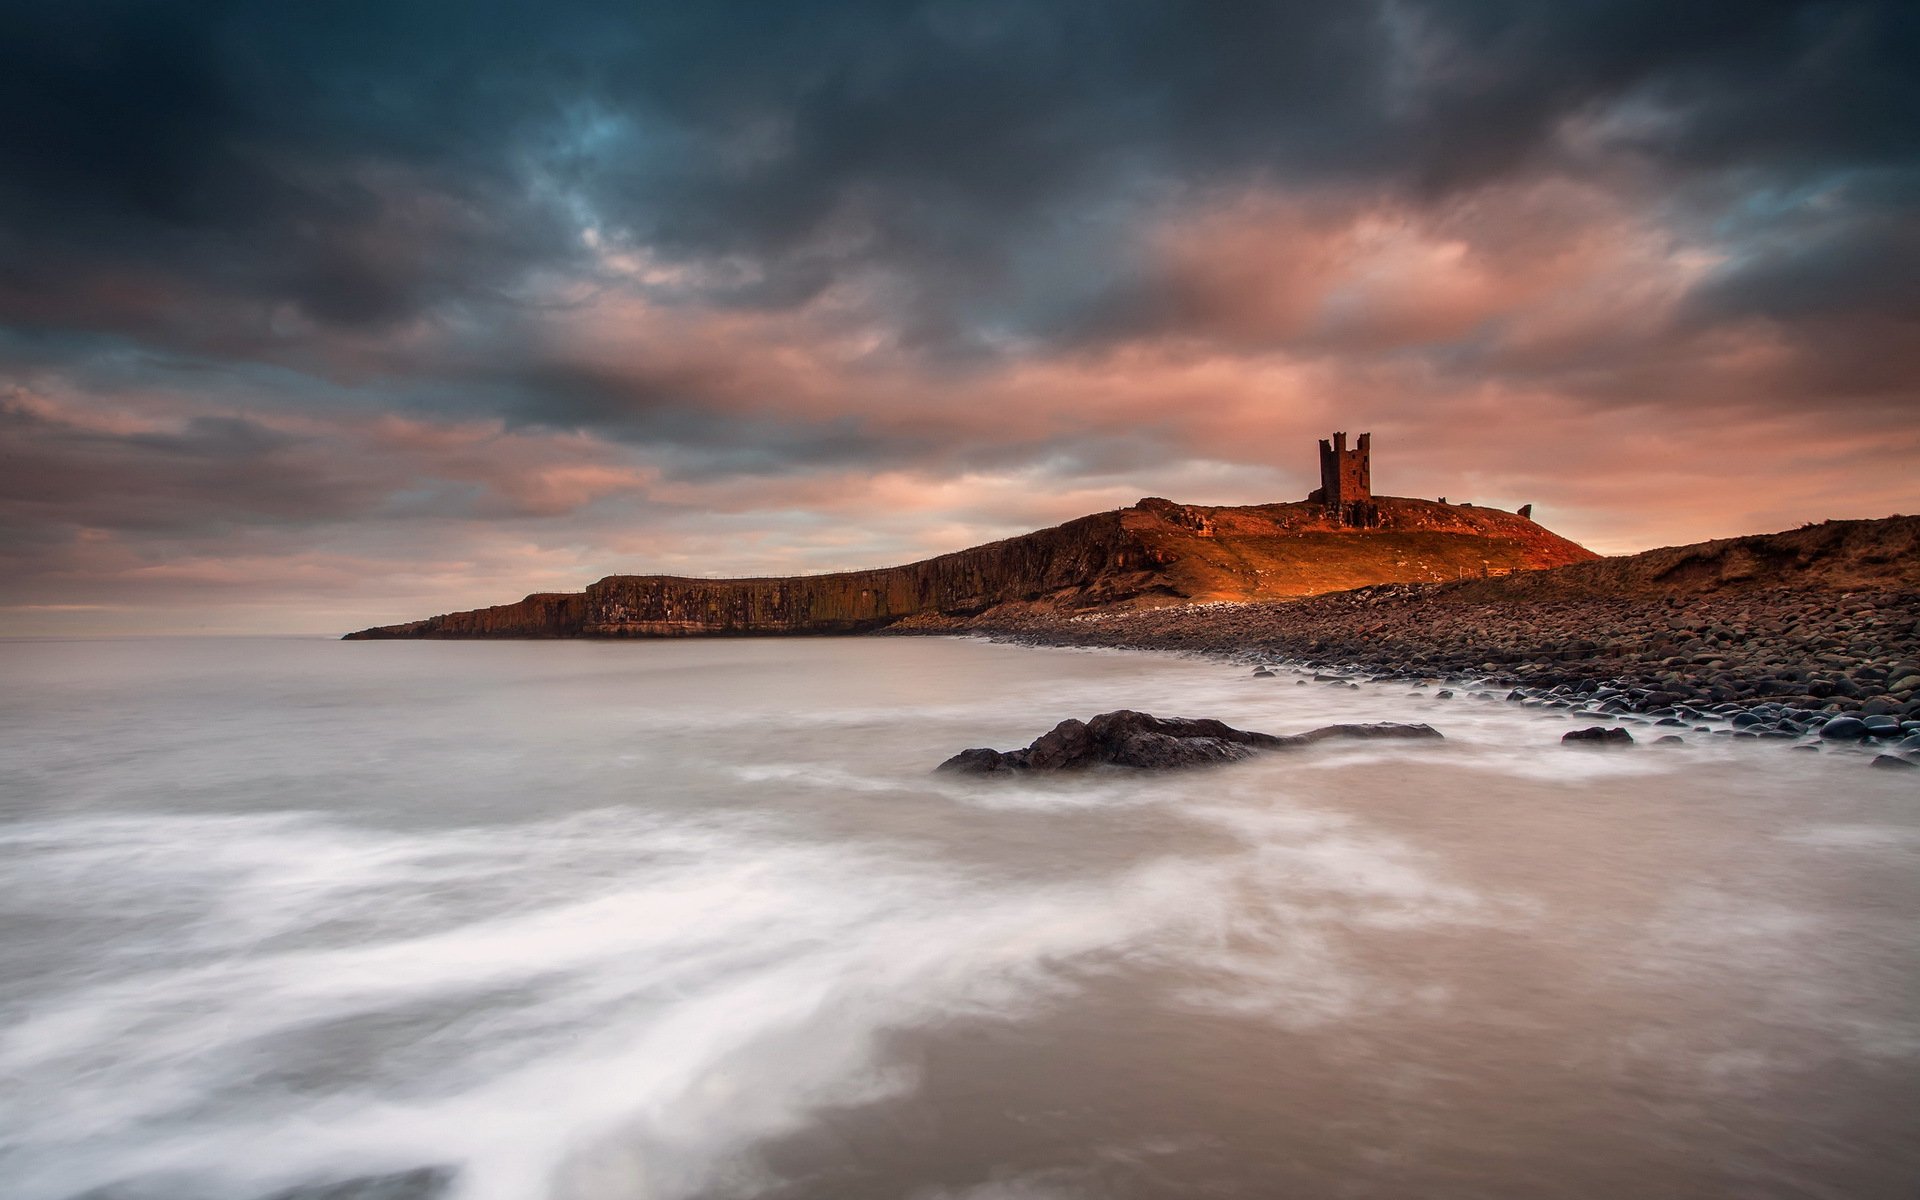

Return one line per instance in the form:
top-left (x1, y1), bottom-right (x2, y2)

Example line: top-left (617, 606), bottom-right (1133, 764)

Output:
top-left (915, 584), bottom-right (1920, 767)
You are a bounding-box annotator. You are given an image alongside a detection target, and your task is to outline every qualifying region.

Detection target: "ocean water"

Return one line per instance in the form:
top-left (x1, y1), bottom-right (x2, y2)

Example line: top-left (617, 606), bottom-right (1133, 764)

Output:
top-left (1, 635), bottom-right (1916, 1200)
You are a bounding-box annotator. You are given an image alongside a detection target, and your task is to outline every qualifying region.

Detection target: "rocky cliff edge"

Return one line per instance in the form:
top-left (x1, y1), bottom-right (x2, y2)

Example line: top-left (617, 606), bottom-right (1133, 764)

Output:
top-left (343, 496), bottom-right (1595, 639)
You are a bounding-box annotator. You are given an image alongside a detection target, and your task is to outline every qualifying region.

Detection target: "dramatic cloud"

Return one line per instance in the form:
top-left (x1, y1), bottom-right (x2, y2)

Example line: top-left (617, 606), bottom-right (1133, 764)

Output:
top-left (1, 0), bottom-right (1915, 632)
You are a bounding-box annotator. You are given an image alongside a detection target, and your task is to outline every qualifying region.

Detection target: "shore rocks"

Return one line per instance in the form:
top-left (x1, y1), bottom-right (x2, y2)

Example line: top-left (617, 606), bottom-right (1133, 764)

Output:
top-left (937, 710), bottom-right (1442, 774)
top-left (941, 584), bottom-right (1920, 742)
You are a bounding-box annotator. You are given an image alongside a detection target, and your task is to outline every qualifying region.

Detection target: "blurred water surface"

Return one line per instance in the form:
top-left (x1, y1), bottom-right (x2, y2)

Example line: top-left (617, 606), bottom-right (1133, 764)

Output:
top-left (1, 635), bottom-right (1915, 1200)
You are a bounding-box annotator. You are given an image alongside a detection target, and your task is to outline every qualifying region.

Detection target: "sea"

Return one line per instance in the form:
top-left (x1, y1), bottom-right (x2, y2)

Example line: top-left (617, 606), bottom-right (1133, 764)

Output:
top-left (1, 635), bottom-right (1916, 1200)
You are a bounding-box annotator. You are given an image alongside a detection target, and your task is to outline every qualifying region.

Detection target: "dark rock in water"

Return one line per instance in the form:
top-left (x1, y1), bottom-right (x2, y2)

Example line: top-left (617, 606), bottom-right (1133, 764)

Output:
top-left (935, 709), bottom-right (1442, 774)
top-left (1653, 735), bottom-right (1686, 746)
top-left (1028, 718), bottom-right (1097, 770)
top-left (1563, 726), bottom-right (1634, 746)
top-left (1105, 729), bottom-right (1263, 769)
top-left (937, 747), bottom-right (1025, 774)
top-left (1820, 716), bottom-right (1870, 740)
top-left (1870, 754), bottom-right (1917, 770)
top-left (1252, 666), bottom-right (1275, 677)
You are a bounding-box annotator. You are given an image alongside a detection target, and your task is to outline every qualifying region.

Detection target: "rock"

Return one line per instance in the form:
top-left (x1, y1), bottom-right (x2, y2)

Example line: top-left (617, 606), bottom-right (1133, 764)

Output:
top-left (1563, 726), bottom-right (1634, 746)
top-left (1870, 754), bottom-right (1917, 771)
top-left (935, 710), bottom-right (1442, 774)
top-left (1653, 735), bottom-right (1685, 746)
top-left (1252, 666), bottom-right (1275, 677)
top-left (936, 747), bottom-right (1021, 774)
top-left (1105, 729), bottom-right (1261, 769)
top-left (1026, 718), bottom-right (1095, 769)
top-left (1820, 716), bottom-right (1870, 740)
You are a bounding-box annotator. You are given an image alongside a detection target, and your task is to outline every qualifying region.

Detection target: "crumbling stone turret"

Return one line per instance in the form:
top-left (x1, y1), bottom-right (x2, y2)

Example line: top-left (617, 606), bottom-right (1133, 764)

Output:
top-left (1307, 430), bottom-right (1379, 527)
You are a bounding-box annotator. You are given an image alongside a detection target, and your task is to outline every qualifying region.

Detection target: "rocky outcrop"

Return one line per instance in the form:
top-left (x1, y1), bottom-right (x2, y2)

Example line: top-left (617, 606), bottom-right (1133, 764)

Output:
top-left (935, 710), bottom-right (1443, 773)
top-left (344, 496), bottom-right (1595, 639)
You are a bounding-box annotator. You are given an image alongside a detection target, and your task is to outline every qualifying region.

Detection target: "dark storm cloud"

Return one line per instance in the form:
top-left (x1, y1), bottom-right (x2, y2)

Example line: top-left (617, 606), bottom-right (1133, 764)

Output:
top-left (0, 393), bottom-right (380, 535)
top-left (5, 1), bottom-right (1914, 361)
top-left (0, 1), bottom-right (577, 347)
top-left (1686, 177), bottom-right (1920, 324)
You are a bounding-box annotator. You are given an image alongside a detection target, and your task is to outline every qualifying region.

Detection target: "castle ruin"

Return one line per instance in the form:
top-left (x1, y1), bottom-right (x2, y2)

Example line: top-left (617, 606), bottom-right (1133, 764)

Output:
top-left (1308, 430), bottom-right (1379, 527)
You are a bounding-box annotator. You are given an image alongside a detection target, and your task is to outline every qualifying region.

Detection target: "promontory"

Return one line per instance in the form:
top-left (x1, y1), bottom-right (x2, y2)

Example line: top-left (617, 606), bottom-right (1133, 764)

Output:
top-left (344, 432), bottom-right (1593, 639)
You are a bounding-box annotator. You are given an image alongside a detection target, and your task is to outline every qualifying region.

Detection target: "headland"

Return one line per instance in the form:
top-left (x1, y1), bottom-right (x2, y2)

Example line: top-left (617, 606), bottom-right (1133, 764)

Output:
top-left (344, 432), bottom-right (1593, 640)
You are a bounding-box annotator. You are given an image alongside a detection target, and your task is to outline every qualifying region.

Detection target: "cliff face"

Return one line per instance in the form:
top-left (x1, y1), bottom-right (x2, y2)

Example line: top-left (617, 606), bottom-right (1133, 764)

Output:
top-left (343, 592), bottom-right (589, 639)
top-left (583, 509), bottom-right (1161, 636)
top-left (343, 496), bottom-right (1597, 639)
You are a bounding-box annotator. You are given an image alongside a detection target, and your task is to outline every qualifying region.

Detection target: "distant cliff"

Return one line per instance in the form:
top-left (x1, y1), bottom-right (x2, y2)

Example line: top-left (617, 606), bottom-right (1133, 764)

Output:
top-left (343, 496), bottom-right (1596, 639)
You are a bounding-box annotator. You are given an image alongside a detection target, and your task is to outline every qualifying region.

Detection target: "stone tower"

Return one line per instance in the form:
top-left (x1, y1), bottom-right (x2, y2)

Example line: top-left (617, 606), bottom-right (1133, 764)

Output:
top-left (1309, 431), bottom-right (1379, 527)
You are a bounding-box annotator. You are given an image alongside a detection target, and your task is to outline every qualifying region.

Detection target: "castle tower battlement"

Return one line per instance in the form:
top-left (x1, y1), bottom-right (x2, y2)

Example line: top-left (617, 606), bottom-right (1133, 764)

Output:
top-left (1308, 431), bottom-right (1379, 527)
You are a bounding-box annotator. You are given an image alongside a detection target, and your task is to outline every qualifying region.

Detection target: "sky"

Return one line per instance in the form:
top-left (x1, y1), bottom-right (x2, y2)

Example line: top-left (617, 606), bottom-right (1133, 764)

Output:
top-left (2, 1), bottom-right (1917, 635)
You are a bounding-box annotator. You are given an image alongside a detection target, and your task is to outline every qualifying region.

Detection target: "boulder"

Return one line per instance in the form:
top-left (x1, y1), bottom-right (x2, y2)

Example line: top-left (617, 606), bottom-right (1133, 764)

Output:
top-left (935, 709), bottom-right (1441, 774)
top-left (1820, 716), bottom-right (1870, 740)
top-left (1563, 726), bottom-right (1634, 746)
